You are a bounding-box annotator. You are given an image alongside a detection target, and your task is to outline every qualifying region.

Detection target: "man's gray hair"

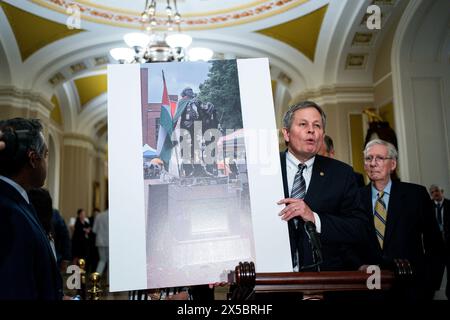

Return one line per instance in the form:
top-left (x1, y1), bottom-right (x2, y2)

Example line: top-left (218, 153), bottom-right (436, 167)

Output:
top-left (364, 139), bottom-right (398, 160)
top-left (0, 118), bottom-right (45, 177)
top-left (282, 101), bottom-right (326, 131)
top-left (429, 184), bottom-right (443, 192)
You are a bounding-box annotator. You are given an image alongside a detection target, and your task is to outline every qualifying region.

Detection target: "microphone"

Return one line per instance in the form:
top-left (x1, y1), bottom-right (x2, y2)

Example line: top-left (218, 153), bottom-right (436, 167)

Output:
top-left (304, 221), bottom-right (323, 264)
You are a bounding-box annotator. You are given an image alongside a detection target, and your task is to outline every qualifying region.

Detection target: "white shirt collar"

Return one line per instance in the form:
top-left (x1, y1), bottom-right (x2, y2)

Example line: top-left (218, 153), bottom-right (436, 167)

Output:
top-left (286, 151), bottom-right (315, 171)
top-left (0, 175), bottom-right (30, 204)
top-left (371, 179), bottom-right (392, 197)
top-left (285, 151), bottom-right (315, 196)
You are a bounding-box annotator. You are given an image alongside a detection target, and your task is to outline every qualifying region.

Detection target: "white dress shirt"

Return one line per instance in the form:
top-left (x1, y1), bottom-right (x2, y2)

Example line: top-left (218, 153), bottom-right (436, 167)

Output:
top-left (285, 151), bottom-right (321, 232)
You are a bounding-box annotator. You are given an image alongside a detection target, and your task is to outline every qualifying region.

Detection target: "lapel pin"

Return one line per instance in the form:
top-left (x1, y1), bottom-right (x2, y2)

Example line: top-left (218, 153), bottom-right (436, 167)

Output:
top-left (320, 172), bottom-right (324, 176)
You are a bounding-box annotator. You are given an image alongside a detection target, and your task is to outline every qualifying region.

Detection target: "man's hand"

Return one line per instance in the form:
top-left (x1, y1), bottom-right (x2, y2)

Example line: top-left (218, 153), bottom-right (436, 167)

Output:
top-left (277, 198), bottom-right (315, 223)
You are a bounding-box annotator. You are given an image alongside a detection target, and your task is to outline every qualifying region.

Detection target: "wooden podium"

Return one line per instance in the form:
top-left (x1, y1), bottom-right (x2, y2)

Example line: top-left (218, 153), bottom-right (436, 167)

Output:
top-left (229, 260), bottom-right (413, 300)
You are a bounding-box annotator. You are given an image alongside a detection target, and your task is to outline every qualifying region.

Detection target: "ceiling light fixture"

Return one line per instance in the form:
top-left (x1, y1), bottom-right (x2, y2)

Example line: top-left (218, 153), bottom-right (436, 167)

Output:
top-left (109, 0), bottom-right (213, 63)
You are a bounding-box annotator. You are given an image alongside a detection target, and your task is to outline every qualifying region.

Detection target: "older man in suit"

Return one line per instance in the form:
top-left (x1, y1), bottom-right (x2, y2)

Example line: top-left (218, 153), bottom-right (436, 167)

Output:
top-left (277, 101), bottom-right (370, 272)
top-left (0, 118), bottom-right (62, 300)
top-left (359, 139), bottom-right (444, 300)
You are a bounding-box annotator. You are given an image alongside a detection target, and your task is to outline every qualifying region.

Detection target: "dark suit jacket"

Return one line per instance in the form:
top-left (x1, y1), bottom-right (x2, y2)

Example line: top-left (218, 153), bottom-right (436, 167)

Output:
top-left (280, 152), bottom-right (371, 271)
top-left (353, 171), bottom-right (365, 188)
top-left (0, 179), bottom-right (63, 300)
top-left (359, 181), bottom-right (445, 298)
top-left (443, 198), bottom-right (450, 298)
top-left (52, 209), bottom-right (72, 266)
top-left (441, 198), bottom-right (450, 245)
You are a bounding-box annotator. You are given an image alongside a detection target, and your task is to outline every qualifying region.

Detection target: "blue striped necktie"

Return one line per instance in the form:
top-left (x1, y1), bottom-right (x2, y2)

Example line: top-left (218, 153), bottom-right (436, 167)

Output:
top-left (291, 163), bottom-right (307, 199)
top-left (290, 163), bottom-right (306, 271)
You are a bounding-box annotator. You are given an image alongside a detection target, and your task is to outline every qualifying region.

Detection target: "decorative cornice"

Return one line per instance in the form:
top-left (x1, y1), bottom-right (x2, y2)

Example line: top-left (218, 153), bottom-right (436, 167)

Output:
top-left (63, 132), bottom-right (107, 154)
top-left (63, 132), bottom-right (95, 150)
top-left (291, 85), bottom-right (374, 105)
top-left (0, 86), bottom-right (53, 112)
top-left (31, 0), bottom-right (306, 31)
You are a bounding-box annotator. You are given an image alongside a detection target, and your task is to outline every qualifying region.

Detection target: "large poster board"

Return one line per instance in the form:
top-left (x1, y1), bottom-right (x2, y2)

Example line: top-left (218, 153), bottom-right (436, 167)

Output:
top-left (108, 58), bottom-right (292, 292)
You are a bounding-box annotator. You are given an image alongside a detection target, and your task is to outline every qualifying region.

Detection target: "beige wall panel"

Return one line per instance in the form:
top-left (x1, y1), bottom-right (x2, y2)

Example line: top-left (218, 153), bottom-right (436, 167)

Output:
top-left (349, 114), bottom-right (364, 175)
top-left (374, 76), bottom-right (393, 108)
top-left (322, 102), bottom-right (370, 168)
top-left (60, 144), bottom-right (94, 221)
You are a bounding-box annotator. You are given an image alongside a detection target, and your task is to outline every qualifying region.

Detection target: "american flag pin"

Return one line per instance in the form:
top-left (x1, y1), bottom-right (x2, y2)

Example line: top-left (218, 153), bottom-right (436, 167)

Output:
top-left (320, 172), bottom-right (324, 176)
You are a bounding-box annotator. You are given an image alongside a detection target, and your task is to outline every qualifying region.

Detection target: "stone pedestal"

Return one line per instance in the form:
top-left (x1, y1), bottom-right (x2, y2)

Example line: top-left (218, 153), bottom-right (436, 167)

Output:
top-left (145, 180), bottom-right (254, 288)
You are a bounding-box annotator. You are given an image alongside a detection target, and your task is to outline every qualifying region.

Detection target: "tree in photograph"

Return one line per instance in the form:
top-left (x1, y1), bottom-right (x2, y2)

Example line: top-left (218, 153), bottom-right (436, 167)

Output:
top-left (198, 60), bottom-right (243, 130)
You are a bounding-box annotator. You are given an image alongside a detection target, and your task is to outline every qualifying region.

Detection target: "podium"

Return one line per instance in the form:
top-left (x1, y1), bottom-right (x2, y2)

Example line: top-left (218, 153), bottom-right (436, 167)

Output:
top-left (229, 261), bottom-right (412, 300)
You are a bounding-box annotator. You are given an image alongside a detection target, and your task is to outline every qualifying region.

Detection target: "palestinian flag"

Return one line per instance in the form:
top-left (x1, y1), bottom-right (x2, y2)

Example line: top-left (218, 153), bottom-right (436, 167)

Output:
top-left (156, 70), bottom-right (189, 168)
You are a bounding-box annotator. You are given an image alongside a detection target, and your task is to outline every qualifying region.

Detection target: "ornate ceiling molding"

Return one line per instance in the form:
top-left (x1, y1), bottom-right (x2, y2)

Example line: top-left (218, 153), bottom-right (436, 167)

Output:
top-left (291, 84), bottom-right (374, 104)
top-left (257, 4), bottom-right (327, 61)
top-left (63, 132), bottom-right (96, 150)
top-left (31, 0), bottom-right (308, 30)
top-left (1, 1), bottom-right (83, 61)
top-left (0, 85), bottom-right (53, 111)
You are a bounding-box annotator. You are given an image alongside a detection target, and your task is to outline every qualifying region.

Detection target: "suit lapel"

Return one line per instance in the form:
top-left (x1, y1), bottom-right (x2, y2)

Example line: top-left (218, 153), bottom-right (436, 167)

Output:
top-left (0, 180), bottom-right (45, 235)
top-left (0, 180), bottom-right (57, 265)
top-left (383, 180), bottom-right (403, 249)
top-left (304, 155), bottom-right (326, 208)
top-left (361, 185), bottom-right (373, 213)
top-left (443, 199), bottom-right (450, 223)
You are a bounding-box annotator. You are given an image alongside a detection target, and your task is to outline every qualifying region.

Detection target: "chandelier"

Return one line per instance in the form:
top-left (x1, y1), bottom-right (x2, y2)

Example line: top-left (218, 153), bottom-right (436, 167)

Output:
top-left (109, 0), bottom-right (213, 63)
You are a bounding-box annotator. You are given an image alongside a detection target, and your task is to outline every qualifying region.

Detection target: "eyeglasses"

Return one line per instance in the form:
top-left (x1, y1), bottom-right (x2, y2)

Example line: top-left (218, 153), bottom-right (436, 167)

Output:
top-left (364, 155), bottom-right (392, 164)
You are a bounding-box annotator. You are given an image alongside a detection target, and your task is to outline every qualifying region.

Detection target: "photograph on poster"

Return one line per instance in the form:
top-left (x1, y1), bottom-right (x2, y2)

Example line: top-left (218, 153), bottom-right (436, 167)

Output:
top-left (107, 59), bottom-right (291, 292)
top-left (141, 61), bottom-right (255, 288)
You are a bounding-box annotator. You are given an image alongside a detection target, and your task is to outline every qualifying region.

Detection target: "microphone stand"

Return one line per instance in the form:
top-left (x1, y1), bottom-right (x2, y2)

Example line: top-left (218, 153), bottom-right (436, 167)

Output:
top-left (302, 221), bottom-right (323, 272)
top-left (312, 248), bottom-right (321, 272)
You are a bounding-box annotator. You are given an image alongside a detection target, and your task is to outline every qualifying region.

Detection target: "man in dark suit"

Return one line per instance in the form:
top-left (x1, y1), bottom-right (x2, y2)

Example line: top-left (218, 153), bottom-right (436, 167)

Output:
top-left (359, 139), bottom-right (444, 300)
top-left (52, 208), bottom-right (72, 272)
top-left (277, 101), bottom-right (370, 271)
top-left (0, 118), bottom-right (63, 300)
top-left (429, 184), bottom-right (450, 299)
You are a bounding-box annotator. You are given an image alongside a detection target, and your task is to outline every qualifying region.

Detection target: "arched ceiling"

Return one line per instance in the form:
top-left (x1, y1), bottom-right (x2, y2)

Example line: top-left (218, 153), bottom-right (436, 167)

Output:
top-left (73, 74), bottom-right (107, 109)
top-left (1, 2), bottom-right (83, 61)
top-left (257, 4), bottom-right (327, 62)
top-left (2, 0), bottom-right (331, 88)
top-left (0, 0), bottom-right (408, 145)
